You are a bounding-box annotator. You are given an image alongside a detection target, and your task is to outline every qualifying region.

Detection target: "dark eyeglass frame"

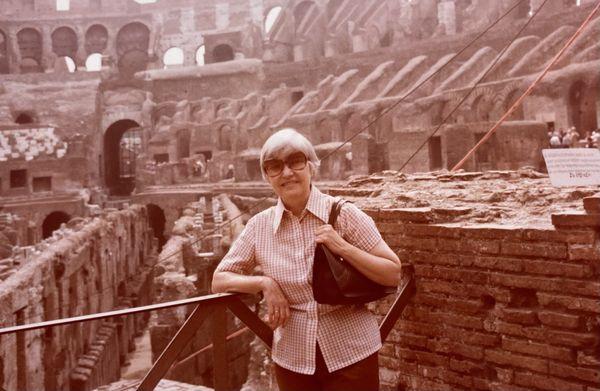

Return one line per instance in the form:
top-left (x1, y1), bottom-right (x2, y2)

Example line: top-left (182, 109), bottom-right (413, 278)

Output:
top-left (263, 152), bottom-right (308, 177)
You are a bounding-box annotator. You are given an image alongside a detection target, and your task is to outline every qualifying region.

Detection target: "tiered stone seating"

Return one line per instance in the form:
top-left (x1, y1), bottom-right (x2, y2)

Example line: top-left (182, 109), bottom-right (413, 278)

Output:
top-left (0, 127), bottom-right (68, 161)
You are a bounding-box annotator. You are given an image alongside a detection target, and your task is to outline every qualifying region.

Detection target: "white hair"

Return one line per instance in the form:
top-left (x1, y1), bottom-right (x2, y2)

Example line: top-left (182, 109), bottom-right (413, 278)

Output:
top-left (260, 128), bottom-right (320, 180)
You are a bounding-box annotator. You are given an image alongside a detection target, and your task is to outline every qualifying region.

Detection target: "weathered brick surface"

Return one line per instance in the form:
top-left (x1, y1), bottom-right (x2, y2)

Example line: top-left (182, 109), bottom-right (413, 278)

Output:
top-left (375, 214), bottom-right (600, 391)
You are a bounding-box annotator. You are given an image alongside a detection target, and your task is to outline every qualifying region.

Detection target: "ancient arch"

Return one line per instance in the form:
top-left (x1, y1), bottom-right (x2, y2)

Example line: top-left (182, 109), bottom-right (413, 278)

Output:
top-left (42, 211), bottom-right (71, 239)
top-left (0, 29), bottom-right (8, 74)
top-left (213, 44), bottom-right (234, 62)
top-left (85, 24), bottom-right (108, 54)
top-left (54, 56), bottom-right (76, 72)
top-left (104, 119), bottom-right (141, 196)
top-left (568, 79), bottom-right (598, 133)
top-left (265, 6), bottom-right (283, 33)
top-left (116, 22), bottom-right (150, 74)
top-left (85, 53), bottom-right (102, 71)
top-left (504, 89), bottom-right (524, 120)
top-left (51, 26), bottom-right (78, 59)
top-left (146, 204), bottom-right (166, 250)
top-left (217, 124), bottom-right (233, 151)
top-left (163, 47), bottom-right (184, 68)
top-left (17, 28), bottom-right (43, 73)
top-left (294, 1), bottom-right (317, 29)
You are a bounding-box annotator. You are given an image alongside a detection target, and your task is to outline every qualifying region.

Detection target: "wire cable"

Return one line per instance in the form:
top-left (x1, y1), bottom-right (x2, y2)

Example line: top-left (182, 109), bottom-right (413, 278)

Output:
top-left (397, 0), bottom-right (552, 172)
top-left (451, 0), bottom-right (600, 171)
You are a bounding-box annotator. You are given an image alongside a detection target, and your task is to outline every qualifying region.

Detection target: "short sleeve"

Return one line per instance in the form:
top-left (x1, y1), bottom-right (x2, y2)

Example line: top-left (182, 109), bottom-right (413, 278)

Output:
top-left (338, 202), bottom-right (382, 252)
top-left (215, 215), bottom-right (257, 275)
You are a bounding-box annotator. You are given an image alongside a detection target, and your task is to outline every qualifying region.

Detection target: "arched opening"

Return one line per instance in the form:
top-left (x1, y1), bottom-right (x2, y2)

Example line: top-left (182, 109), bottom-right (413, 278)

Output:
top-left (265, 6), bottom-right (282, 33)
top-left (568, 80), bottom-right (598, 134)
top-left (212, 44), bottom-right (234, 63)
top-left (0, 30), bottom-right (8, 74)
top-left (294, 1), bottom-right (317, 29)
top-left (146, 204), bottom-right (166, 251)
top-left (85, 53), bottom-right (102, 71)
top-left (15, 112), bottom-right (34, 124)
top-left (54, 56), bottom-right (76, 72)
top-left (218, 124), bottom-right (233, 151)
top-left (504, 90), bottom-right (524, 120)
top-left (51, 26), bottom-right (78, 60)
top-left (56, 0), bottom-right (70, 11)
top-left (195, 45), bottom-right (205, 65)
top-left (42, 211), bottom-right (71, 239)
top-left (85, 24), bottom-right (108, 54)
top-left (116, 22), bottom-right (150, 75)
top-left (163, 47), bottom-right (184, 68)
top-left (104, 119), bottom-right (141, 196)
top-left (17, 28), bottom-right (43, 73)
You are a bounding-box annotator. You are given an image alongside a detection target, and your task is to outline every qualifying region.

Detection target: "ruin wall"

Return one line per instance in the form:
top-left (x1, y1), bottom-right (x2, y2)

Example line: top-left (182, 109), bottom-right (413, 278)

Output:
top-left (0, 204), bottom-right (157, 391)
top-left (149, 196), bottom-right (253, 390)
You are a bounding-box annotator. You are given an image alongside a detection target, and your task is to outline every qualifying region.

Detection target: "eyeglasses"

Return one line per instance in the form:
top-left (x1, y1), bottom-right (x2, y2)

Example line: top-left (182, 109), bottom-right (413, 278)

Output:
top-left (263, 152), bottom-right (308, 177)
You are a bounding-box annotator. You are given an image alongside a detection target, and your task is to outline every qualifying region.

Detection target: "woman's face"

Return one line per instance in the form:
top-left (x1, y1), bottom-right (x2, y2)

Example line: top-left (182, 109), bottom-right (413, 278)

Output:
top-left (264, 147), bottom-right (312, 202)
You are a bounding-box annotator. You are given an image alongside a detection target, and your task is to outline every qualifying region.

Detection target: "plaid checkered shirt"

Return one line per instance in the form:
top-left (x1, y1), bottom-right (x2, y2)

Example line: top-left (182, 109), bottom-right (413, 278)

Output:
top-left (215, 186), bottom-right (383, 374)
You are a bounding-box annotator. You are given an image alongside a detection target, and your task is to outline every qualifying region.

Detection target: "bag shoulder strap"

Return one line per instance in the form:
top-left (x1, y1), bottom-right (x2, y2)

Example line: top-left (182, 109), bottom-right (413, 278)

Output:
top-left (327, 198), bottom-right (345, 225)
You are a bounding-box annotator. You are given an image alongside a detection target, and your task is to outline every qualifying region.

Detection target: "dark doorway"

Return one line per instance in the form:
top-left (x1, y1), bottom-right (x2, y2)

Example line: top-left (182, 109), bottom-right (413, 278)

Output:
top-left (429, 136), bottom-right (443, 170)
top-left (213, 44), bottom-right (234, 63)
top-left (568, 80), bottom-right (598, 134)
top-left (15, 112), bottom-right (34, 124)
top-left (104, 119), bottom-right (141, 196)
top-left (367, 138), bottom-right (389, 174)
top-left (17, 28), bottom-right (43, 73)
top-left (147, 204), bottom-right (166, 250)
top-left (42, 211), bottom-right (71, 239)
top-left (291, 91), bottom-right (304, 105)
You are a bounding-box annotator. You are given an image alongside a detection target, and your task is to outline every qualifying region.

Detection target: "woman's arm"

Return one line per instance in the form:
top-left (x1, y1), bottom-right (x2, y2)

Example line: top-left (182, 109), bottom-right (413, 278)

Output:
top-left (212, 272), bottom-right (290, 329)
top-left (315, 226), bottom-right (401, 286)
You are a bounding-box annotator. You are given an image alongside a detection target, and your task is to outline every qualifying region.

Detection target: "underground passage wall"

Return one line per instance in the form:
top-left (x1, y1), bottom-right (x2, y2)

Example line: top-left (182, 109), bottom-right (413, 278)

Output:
top-left (0, 205), bottom-right (157, 391)
top-left (362, 198), bottom-right (600, 391)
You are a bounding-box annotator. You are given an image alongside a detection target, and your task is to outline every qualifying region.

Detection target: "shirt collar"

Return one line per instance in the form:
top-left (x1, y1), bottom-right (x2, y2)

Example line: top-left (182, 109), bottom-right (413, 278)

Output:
top-left (272, 185), bottom-right (330, 233)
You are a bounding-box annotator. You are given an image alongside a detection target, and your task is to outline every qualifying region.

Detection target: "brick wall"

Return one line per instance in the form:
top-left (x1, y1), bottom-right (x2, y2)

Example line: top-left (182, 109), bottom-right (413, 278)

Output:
top-left (366, 204), bottom-right (600, 391)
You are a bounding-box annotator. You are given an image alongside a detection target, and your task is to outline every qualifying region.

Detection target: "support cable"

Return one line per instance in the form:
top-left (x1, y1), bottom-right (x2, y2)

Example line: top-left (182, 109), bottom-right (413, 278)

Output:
top-left (397, 0), bottom-right (552, 172)
top-left (451, 0), bottom-right (600, 171)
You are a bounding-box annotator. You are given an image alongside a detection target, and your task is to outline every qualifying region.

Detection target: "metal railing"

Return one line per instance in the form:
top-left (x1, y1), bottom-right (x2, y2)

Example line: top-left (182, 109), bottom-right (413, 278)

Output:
top-left (0, 267), bottom-right (415, 391)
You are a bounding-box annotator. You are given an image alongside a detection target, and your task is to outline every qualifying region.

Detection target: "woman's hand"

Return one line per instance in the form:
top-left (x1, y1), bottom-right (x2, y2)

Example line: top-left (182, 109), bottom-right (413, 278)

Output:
top-left (315, 224), bottom-right (349, 254)
top-left (261, 276), bottom-right (290, 330)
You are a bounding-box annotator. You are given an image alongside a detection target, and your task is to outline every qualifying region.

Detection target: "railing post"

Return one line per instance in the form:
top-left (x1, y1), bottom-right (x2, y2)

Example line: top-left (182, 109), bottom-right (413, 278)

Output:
top-left (212, 305), bottom-right (229, 391)
top-left (379, 265), bottom-right (415, 342)
top-left (137, 303), bottom-right (215, 391)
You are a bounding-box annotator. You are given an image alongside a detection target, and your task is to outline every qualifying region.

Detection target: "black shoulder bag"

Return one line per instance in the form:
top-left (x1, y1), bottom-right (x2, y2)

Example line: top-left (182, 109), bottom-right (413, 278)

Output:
top-left (312, 199), bottom-right (396, 305)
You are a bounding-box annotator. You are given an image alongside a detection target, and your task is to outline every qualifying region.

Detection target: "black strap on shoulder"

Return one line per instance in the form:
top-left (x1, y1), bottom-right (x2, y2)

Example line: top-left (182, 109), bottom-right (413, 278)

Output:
top-left (327, 199), bottom-right (345, 225)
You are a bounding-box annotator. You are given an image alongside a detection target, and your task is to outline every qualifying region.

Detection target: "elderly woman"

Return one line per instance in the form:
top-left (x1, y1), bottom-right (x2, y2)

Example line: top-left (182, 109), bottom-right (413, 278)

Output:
top-left (212, 128), bottom-right (401, 391)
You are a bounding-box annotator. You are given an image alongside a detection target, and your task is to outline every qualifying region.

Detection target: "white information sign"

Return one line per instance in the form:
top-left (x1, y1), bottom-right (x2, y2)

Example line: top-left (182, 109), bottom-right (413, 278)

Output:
top-left (542, 148), bottom-right (600, 187)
